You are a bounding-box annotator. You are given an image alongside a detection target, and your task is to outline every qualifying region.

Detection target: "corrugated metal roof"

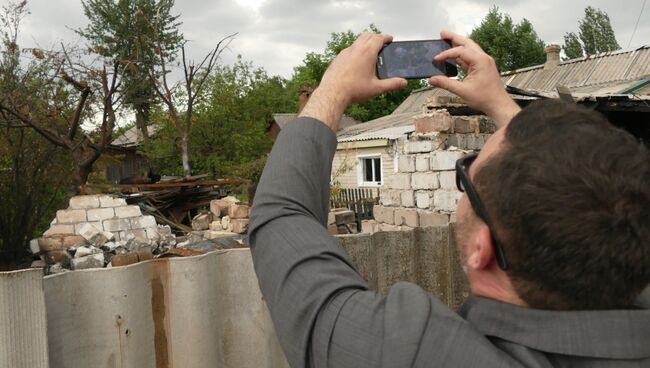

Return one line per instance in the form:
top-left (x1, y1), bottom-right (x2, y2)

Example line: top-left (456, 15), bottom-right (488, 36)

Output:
top-left (501, 45), bottom-right (650, 94)
top-left (337, 44), bottom-right (650, 143)
top-left (1, 250), bottom-right (289, 368)
top-left (338, 124), bottom-right (415, 143)
top-left (337, 112), bottom-right (417, 143)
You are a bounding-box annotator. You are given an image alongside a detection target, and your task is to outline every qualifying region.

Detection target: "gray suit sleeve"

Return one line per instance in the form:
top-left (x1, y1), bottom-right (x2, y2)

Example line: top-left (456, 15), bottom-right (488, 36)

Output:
top-left (248, 118), bottom-right (479, 368)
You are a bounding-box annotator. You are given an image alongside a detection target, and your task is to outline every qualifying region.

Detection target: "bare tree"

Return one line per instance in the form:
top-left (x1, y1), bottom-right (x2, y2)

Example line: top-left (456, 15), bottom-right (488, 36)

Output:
top-left (0, 42), bottom-right (125, 200)
top-left (148, 34), bottom-right (236, 178)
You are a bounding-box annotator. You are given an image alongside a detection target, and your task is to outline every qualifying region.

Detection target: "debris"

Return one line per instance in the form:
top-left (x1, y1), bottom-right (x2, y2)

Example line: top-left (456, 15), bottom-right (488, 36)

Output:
top-left (47, 263), bottom-right (69, 275)
top-left (228, 203), bottom-right (250, 219)
top-left (230, 219), bottom-right (249, 234)
top-left (74, 246), bottom-right (97, 258)
top-left (29, 239), bottom-right (40, 254)
top-left (221, 216), bottom-right (231, 231)
top-left (71, 253), bottom-right (105, 270)
top-left (192, 212), bottom-right (212, 231)
top-left (78, 223), bottom-right (112, 246)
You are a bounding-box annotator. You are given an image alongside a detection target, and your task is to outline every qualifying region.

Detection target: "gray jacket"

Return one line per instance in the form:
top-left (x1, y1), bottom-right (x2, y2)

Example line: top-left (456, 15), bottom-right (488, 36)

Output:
top-left (249, 117), bottom-right (650, 367)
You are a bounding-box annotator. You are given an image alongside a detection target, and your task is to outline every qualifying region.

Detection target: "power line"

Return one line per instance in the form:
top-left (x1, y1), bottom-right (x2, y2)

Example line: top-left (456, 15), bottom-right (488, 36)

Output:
top-left (628, 0), bottom-right (647, 49)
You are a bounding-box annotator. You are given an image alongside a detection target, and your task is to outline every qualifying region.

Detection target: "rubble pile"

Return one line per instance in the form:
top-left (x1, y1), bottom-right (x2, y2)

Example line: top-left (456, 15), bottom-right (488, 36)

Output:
top-left (30, 194), bottom-right (250, 274)
top-left (30, 195), bottom-right (177, 274)
top-left (327, 208), bottom-right (360, 235)
top-left (180, 196), bottom-right (251, 245)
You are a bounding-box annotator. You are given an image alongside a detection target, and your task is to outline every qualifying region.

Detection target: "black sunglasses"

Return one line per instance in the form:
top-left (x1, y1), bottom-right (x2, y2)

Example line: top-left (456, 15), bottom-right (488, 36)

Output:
top-left (455, 153), bottom-right (509, 270)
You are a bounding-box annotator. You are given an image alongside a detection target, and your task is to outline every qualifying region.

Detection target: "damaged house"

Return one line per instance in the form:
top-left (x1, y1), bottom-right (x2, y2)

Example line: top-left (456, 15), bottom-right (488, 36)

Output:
top-left (330, 43), bottom-right (650, 233)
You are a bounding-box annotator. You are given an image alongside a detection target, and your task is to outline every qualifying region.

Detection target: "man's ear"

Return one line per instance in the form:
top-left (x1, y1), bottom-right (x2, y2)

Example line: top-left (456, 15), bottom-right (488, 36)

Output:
top-left (466, 225), bottom-right (495, 270)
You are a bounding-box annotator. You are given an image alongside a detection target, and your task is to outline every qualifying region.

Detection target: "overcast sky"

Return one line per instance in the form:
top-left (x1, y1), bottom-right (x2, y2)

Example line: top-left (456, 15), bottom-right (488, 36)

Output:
top-left (16, 0), bottom-right (650, 80)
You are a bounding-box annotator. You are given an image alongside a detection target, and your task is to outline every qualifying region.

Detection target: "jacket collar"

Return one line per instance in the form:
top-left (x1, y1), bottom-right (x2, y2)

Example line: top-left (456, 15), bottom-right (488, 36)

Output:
top-left (459, 286), bottom-right (650, 359)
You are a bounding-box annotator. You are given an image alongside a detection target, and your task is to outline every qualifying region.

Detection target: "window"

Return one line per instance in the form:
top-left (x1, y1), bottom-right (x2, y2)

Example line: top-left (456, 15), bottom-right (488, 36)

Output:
top-left (358, 155), bottom-right (382, 187)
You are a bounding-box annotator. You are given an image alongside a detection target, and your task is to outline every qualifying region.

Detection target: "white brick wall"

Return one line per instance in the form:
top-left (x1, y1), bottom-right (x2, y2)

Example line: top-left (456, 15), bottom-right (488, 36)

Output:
top-left (415, 154), bottom-right (430, 172)
top-left (386, 173), bottom-right (411, 190)
top-left (115, 206), bottom-right (142, 218)
top-left (380, 189), bottom-right (401, 207)
top-left (405, 140), bottom-right (435, 154)
top-left (131, 216), bottom-right (157, 229)
top-left (411, 172), bottom-right (439, 190)
top-left (439, 171), bottom-right (457, 190)
top-left (99, 196), bottom-right (127, 208)
top-left (400, 190), bottom-right (415, 208)
top-left (103, 219), bottom-right (132, 232)
top-left (433, 190), bottom-right (463, 212)
top-left (431, 151), bottom-right (464, 171)
top-left (56, 209), bottom-right (87, 224)
top-left (415, 191), bottom-right (432, 209)
top-left (87, 208), bottom-right (115, 222)
top-left (69, 196), bottom-right (100, 209)
top-left (398, 155), bottom-right (416, 173)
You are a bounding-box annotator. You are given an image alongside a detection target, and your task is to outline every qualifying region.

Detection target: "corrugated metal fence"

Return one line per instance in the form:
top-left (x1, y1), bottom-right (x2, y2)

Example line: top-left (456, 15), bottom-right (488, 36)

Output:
top-left (1, 250), bottom-right (289, 368)
top-left (0, 226), bottom-right (468, 368)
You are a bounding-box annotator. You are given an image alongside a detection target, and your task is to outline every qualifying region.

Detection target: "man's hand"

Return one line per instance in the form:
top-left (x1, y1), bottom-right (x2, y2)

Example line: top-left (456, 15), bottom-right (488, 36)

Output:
top-left (428, 31), bottom-right (520, 128)
top-left (299, 33), bottom-right (407, 131)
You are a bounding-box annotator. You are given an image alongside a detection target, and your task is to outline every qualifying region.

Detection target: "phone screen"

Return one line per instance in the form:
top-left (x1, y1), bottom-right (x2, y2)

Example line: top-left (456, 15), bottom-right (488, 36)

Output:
top-left (377, 40), bottom-right (456, 79)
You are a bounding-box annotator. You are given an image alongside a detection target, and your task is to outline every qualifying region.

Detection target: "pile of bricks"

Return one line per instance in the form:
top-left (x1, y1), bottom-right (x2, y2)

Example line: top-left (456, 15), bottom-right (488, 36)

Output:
top-left (369, 108), bottom-right (496, 232)
top-left (31, 195), bottom-right (175, 273)
top-left (185, 196), bottom-right (251, 242)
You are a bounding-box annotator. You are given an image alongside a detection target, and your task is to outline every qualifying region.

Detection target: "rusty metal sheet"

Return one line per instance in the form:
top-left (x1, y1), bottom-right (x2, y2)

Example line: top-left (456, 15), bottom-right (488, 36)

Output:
top-left (0, 268), bottom-right (49, 368)
top-left (1, 250), bottom-right (288, 368)
top-left (42, 249), bottom-right (289, 368)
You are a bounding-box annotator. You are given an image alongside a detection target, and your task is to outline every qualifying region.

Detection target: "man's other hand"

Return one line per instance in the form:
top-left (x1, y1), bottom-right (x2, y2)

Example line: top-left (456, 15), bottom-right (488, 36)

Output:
top-left (299, 33), bottom-right (407, 131)
top-left (428, 31), bottom-right (520, 128)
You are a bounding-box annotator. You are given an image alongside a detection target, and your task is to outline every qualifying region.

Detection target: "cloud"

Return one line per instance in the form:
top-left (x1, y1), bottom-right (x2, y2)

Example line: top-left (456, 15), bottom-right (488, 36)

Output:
top-left (13, 0), bottom-right (650, 80)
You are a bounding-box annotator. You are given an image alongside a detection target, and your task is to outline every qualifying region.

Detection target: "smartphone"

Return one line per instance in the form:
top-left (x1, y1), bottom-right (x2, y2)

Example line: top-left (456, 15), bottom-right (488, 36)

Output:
top-left (376, 40), bottom-right (458, 79)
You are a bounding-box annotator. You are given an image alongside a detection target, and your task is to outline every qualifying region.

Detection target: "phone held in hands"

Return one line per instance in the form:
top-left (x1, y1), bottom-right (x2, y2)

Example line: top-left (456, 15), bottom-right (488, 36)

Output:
top-left (376, 39), bottom-right (458, 79)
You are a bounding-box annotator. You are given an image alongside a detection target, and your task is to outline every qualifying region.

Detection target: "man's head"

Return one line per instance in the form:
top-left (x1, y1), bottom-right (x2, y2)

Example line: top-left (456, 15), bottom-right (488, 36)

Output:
top-left (456, 99), bottom-right (650, 310)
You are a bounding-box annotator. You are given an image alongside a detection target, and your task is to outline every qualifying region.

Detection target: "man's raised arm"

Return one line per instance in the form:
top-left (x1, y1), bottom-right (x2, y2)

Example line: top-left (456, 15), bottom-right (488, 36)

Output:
top-left (248, 31), bottom-right (521, 367)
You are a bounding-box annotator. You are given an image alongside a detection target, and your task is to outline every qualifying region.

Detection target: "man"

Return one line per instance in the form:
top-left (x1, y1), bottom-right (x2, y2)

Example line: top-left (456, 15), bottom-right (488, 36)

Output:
top-left (249, 31), bottom-right (650, 367)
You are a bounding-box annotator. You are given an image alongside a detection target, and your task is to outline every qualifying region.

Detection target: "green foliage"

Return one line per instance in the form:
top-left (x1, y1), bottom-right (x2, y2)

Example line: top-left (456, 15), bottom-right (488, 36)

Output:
top-left (562, 7), bottom-right (620, 60)
top-left (563, 32), bottom-right (584, 59)
top-left (0, 1), bottom-right (70, 259)
top-left (77, 0), bottom-right (184, 134)
top-left (470, 6), bottom-right (546, 71)
top-left (289, 24), bottom-right (418, 122)
top-left (579, 6), bottom-right (620, 55)
top-left (143, 56), bottom-right (292, 178)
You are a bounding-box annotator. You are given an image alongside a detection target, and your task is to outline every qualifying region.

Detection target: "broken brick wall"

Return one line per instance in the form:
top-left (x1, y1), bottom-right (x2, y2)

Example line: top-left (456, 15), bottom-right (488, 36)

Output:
top-left (369, 106), bottom-right (496, 233)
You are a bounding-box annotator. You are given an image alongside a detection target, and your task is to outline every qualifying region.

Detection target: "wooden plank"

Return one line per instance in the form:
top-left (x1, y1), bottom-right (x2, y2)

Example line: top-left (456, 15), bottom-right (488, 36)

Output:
top-left (80, 178), bottom-right (245, 191)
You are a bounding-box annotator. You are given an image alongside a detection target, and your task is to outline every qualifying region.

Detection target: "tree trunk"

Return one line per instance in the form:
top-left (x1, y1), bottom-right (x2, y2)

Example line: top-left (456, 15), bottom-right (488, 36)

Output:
top-left (135, 106), bottom-right (149, 140)
top-left (66, 151), bottom-right (98, 204)
top-left (181, 132), bottom-right (191, 178)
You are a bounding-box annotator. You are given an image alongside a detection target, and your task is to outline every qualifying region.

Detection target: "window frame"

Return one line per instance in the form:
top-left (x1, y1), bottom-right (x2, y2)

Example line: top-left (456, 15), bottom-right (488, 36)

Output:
top-left (357, 154), bottom-right (383, 187)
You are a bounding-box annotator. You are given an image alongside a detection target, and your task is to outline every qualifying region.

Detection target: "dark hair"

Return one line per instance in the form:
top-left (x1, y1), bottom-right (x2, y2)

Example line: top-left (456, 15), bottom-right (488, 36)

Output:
top-left (474, 99), bottom-right (650, 310)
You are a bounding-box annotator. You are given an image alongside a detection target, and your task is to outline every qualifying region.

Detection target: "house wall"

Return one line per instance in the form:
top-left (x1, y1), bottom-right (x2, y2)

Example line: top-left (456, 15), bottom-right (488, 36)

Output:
top-left (369, 110), bottom-right (497, 233)
top-left (331, 144), bottom-right (397, 189)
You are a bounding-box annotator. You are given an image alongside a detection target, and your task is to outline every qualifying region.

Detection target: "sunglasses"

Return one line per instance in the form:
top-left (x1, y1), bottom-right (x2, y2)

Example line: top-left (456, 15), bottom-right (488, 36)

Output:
top-left (455, 153), bottom-right (509, 270)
